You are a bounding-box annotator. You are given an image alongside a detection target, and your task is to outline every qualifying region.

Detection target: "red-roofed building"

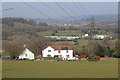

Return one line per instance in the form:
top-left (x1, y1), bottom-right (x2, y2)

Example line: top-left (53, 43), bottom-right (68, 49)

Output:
top-left (42, 45), bottom-right (74, 60)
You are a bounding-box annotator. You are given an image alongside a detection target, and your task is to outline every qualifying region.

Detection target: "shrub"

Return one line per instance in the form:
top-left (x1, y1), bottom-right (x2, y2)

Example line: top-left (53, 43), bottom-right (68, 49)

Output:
top-left (94, 56), bottom-right (101, 61)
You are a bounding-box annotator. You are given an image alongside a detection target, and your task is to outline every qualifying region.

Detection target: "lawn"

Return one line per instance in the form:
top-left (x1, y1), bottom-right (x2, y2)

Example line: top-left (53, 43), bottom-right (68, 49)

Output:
top-left (2, 58), bottom-right (118, 78)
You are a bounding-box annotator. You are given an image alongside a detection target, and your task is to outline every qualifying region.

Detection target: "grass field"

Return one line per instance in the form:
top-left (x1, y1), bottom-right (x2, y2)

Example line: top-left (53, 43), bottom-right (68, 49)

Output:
top-left (50, 39), bottom-right (116, 48)
top-left (56, 30), bottom-right (83, 36)
top-left (36, 30), bottom-right (113, 36)
top-left (50, 41), bottom-right (74, 45)
top-left (37, 30), bottom-right (84, 36)
top-left (2, 58), bottom-right (118, 78)
top-left (37, 31), bottom-right (53, 36)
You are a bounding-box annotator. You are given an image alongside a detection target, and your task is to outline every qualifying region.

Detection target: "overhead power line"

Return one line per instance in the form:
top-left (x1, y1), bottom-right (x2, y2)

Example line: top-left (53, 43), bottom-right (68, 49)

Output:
top-left (42, 3), bottom-right (67, 23)
top-left (41, 2), bottom-right (68, 22)
top-left (55, 0), bottom-right (75, 21)
top-left (57, 0), bottom-right (82, 19)
top-left (20, 0), bottom-right (58, 22)
top-left (77, 1), bottom-right (92, 17)
top-left (72, 0), bottom-right (89, 19)
top-left (22, 2), bottom-right (51, 18)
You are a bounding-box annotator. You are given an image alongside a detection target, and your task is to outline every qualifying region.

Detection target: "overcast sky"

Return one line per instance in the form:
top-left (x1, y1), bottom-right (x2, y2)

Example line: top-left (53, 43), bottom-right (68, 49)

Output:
top-left (2, 2), bottom-right (118, 19)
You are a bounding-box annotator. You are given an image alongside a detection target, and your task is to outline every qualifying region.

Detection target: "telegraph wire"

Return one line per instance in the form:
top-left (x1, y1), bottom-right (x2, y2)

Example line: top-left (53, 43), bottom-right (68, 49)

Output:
top-left (57, 0), bottom-right (82, 19)
top-left (40, 2), bottom-right (68, 23)
top-left (55, 0), bottom-right (75, 21)
top-left (22, 2), bottom-right (52, 19)
top-left (20, 0), bottom-right (58, 23)
top-left (72, 0), bottom-right (89, 19)
top-left (76, 1), bottom-right (93, 17)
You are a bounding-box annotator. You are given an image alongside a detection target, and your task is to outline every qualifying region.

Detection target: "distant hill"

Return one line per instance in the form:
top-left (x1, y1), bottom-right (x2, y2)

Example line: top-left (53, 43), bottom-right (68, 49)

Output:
top-left (31, 14), bottom-right (117, 24)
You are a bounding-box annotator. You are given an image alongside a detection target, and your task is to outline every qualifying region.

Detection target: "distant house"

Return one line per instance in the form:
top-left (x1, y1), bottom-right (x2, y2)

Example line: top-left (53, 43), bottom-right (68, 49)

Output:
top-left (44, 36), bottom-right (79, 40)
top-left (93, 35), bottom-right (111, 39)
top-left (42, 45), bottom-right (74, 60)
top-left (18, 48), bottom-right (35, 60)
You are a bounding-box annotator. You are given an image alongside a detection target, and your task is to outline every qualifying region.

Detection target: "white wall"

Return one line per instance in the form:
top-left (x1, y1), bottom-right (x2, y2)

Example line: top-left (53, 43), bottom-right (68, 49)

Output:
top-left (42, 46), bottom-right (55, 57)
top-left (19, 53), bottom-right (34, 60)
top-left (19, 48), bottom-right (34, 60)
top-left (55, 50), bottom-right (73, 59)
top-left (42, 46), bottom-right (73, 60)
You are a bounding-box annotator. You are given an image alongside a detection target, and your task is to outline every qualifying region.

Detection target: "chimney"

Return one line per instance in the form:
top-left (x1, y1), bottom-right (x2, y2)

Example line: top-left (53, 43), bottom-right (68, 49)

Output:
top-left (23, 44), bottom-right (27, 48)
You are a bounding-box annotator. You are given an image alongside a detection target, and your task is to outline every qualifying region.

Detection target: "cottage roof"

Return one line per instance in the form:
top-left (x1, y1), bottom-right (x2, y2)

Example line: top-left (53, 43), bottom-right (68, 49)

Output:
top-left (20, 48), bottom-right (34, 55)
top-left (44, 45), bottom-right (73, 50)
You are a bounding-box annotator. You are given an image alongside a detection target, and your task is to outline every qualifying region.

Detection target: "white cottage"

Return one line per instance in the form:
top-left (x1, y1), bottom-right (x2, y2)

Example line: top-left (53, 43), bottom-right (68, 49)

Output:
top-left (19, 48), bottom-right (35, 60)
top-left (42, 45), bottom-right (74, 60)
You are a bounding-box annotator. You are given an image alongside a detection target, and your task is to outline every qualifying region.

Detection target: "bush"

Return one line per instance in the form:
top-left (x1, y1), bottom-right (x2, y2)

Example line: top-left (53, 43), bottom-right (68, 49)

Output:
top-left (87, 54), bottom-right (101, 62)
top-left (94, 56), bottom-right (101, 61)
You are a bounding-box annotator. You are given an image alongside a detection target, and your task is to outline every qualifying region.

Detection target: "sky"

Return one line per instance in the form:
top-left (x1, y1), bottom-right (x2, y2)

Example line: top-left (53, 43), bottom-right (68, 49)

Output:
top-left (1, 0), bottom-right (119, 2)
top-left (2, 2), bottom-right (118, 19)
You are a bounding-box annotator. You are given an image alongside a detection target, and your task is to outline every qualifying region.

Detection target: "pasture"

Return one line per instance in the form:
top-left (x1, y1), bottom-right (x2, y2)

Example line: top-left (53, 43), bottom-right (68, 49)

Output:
top-left (37, 31), bottom-right (53, 36)
top-left (56, 30), bottom-right (83, 36)
top-left (37, 30), bottom-right (83, 36)
top-left (2, 58), bottom-right (118, 78)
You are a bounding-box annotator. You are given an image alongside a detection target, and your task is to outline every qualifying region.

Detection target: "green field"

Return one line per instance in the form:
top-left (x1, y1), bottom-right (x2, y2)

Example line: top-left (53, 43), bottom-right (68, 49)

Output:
top-left (50, 41), bottom-right (74, 45)
top-left (37, 30), bottom-right (84, 36)
top-left (36, 30), bottom-right (113, 36)
top-left (37, 31), bottom-right (53, 36)
top-left (56, 30), bottom-right (83, 36)
top-left (2, 58), bottom-right (118, 78)
top-left (50, 39), bottom-right (117, 48)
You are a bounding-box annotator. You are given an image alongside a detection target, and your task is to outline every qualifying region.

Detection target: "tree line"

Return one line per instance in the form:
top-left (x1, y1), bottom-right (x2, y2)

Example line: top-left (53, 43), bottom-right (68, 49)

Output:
top-left (73, 39), bottom-right (120, 58)
top-left (2, 17), bottom-right (120, 59)
top-left (3, 35), bottom-right (49, 59)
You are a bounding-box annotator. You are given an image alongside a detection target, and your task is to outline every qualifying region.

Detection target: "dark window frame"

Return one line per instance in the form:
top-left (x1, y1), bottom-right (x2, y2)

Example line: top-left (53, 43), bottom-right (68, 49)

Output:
top-left (58, 51), bottom-right (61, 53)
top-left (66, 50), bottom-right (68, 53)
top-left (66, 55), bottom-right (69, 58)
top-left (48, 50), bottom-right (51, 52)
top-left (25, 54), bottom-right (27, 57)
top-left (61, 47), bottom-right (68, 50)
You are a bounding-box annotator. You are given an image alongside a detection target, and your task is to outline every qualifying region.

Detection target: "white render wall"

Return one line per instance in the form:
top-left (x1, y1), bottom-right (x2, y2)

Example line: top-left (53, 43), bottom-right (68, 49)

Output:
top-left (54, 50), bottom-right (73, 60)
top-left (19, 48), bottom-right (34, 60)
top-left (42, 46), bottom-right (55, 57)
top-left (19, 54), bottom-right (34, 60)
top-left (42, 46), bottom-right (74, 60)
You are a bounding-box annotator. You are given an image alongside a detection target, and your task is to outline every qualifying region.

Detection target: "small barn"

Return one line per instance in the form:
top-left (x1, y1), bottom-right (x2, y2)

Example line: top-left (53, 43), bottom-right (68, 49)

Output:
top-left (18, 48), bottom-right (34, 60)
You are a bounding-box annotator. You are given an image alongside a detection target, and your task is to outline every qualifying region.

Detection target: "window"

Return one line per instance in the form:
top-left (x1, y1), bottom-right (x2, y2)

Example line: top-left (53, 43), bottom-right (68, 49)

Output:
top-left (66, 55), bottom-right (69, 58)
top-left (59, 55), bottom-right (62, 58)
top-left (54, 55), bottom-right (59, 58)
top-left (47, 54), bottom-right (51, 57)
top-left (66, 50), bottom-right (68, 53)
top-left (61, 47), bottom-right (68, 50)
top-left (58, 51), bottom-right (60, 53)
top-left (25, 54), bottom-right (27, 57)
top-left (48, 50), bottom-right (51, 52)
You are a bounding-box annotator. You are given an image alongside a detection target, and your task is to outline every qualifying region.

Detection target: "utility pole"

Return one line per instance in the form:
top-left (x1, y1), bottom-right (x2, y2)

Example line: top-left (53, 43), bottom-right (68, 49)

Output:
top-left (90, 15), bottom-right (95, 37)
top-left (87, 15), bottom-right (96, 55)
